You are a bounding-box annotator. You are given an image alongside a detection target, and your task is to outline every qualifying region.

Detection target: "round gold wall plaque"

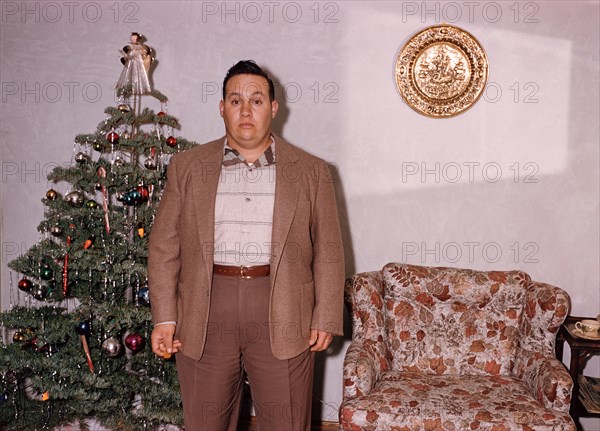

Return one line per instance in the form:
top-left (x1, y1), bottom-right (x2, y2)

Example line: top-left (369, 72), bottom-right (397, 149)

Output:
top-left (395, 25), bottom-right (489, 118)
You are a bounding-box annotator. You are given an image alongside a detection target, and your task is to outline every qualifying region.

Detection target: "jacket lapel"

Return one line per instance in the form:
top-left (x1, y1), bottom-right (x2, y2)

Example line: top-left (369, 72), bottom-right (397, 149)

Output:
top-left (191, 138), bottom-right (225, 285)
top-left (270, 136), bottom-right (301, 288)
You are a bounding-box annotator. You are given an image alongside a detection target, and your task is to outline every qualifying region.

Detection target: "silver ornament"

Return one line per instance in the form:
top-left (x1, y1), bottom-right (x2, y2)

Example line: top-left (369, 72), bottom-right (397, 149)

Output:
top-left (118, 103), bottom-right (131, 113)
top-left (144, 157), bottom-right (157, 170)
top-left (102, 337), bottom-right (122, 357)
top-left (65, 190), bottom-right (85, 207)
top-left (113, 157), bottom-right (125, 167)
top-left (32, 285), bottom-right (47, 300)
top-left (75, 152), bottom-right (90, 164)
top-left (121, 130), bottom-right (130, 140)
top-left (50, 224), bottom-right (63, 237)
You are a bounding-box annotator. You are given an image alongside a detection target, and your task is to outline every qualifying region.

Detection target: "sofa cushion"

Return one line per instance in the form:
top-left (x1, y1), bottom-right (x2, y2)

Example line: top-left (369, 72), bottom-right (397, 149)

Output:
top-left (382, 263), bottom-right (531, 376)
top-left (340, 371), bottom-right (574, 431)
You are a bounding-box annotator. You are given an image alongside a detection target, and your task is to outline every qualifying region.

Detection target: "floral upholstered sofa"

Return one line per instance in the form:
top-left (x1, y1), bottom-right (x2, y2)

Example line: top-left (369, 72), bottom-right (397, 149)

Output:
top-left (340, 263), bottom-right (575, 431)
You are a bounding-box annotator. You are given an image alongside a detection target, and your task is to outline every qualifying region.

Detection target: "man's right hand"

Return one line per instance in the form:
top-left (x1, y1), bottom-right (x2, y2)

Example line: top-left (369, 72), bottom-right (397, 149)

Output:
top-left (151, 324), bottom-right (181, 358)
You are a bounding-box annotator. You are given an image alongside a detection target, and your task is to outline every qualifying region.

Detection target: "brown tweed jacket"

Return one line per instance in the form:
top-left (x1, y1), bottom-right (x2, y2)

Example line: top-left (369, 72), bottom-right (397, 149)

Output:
top-left (148, 134), bottom-right (344, 360)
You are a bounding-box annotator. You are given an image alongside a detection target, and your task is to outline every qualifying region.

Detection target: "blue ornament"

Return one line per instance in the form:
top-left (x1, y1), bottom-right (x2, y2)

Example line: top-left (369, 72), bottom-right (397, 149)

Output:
top-left (0, 393), bottom-right (7, 404)
top-left (124, 193), bottom-right (135, 205)
top-left (129, 189), bottom-right (142, 204)
top-left (75, 320), bottom-right (91, 336)
top-left (138, 286), bottom-right (150, 306)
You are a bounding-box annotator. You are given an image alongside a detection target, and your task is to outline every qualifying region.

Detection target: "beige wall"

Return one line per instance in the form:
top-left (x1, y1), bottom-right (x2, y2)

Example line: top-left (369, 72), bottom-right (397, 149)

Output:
top-left (1, 1), bottom-right (598, 428)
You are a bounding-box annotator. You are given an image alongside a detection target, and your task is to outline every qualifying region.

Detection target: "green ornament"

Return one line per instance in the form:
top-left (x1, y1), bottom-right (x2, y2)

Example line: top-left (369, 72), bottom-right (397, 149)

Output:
top-left (40, 265), bottom-right (53, 281)
top-left (93, 142), bottom-right (103, 152)
top-left (47, 280), bottom-right (57, 294)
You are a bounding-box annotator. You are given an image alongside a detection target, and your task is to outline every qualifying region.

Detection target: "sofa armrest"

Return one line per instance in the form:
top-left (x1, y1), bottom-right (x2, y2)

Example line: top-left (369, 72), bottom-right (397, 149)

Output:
top-left (343, 338), bottom-right (390, 401)
top-left (345, 271), bottom-right (385, 339)
top-left (520, 280), bottom-right (570, 354)
top-left (513, 347), bottom-right (573, 412)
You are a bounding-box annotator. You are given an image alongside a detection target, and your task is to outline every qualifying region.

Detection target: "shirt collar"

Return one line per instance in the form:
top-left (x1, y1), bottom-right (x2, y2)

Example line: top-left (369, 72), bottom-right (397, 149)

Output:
top-left (223, 136), bottom-right (276, 168)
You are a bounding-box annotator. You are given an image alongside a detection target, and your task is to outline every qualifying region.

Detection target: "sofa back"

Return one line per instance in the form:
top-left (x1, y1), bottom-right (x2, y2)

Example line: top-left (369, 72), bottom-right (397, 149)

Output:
top-left (382, 263), bottom-right (531, 376)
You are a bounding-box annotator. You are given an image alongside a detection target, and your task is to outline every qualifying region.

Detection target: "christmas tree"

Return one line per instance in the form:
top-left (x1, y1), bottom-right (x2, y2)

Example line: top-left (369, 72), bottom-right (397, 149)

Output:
top-left (0, 33), bottom-right (195, 430)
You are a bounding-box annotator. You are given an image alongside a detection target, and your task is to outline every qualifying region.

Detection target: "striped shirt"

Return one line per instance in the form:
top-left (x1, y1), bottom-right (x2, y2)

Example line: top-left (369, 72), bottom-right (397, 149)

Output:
top-left (213, 138), bottom-right (276, 265)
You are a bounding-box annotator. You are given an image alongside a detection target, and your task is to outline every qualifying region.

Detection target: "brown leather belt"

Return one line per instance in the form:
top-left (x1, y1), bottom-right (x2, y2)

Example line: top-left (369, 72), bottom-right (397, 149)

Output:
top-left (213, 264), bottom-right (270, 279)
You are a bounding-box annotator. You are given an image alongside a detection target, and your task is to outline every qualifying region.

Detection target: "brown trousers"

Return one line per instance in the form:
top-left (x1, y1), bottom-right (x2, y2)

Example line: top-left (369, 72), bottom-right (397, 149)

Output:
top-left (176, 274), bottom-right (315, 431)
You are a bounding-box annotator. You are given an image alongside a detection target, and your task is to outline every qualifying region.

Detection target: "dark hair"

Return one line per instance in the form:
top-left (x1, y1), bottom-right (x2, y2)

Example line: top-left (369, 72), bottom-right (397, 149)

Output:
top-left (222, 60), bottom-right (275, 102)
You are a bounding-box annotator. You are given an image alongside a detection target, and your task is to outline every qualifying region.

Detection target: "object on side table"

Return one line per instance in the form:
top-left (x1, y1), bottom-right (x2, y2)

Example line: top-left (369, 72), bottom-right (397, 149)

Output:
top-left (556, 315), bottom-right (600, 429)
top-left (578, 375), bottom-right (600, 414)
top-left (573, 319), bottom-right (600, 340)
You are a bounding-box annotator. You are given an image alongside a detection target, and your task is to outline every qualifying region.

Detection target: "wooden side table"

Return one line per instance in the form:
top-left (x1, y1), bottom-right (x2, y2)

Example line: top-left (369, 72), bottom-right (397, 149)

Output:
top-left (555, 315), bottom-right (600, 430)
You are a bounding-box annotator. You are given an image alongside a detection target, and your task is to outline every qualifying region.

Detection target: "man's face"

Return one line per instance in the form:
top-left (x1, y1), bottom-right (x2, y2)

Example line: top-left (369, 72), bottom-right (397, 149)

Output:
top-left (220, 74), bottom-right (278, 152)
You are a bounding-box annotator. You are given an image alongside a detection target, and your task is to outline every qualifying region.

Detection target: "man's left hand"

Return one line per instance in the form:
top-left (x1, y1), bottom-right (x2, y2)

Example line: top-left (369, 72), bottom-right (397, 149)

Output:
top-left (309, 329), bottom-right (333, 352)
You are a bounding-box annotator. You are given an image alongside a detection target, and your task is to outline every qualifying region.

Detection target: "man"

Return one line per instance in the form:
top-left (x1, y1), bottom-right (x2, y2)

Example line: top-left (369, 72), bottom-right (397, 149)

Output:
top-left (148, 60), bottom-right (344, 431)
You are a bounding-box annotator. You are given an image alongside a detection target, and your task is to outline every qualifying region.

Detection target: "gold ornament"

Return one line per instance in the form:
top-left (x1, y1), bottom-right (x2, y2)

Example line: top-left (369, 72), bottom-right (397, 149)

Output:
top-left (46, 189), bottom-right (58, 200)
top-left (137, 221), bottom-right (145, 238)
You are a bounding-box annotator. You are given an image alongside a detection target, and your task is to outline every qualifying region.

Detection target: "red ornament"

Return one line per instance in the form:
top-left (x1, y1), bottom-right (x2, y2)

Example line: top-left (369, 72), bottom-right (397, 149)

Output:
top-left (136, 185), bottom-right (149, 201)
top-left (124, 333), bottom-right (144, 353)
top-left (157, 111), bottom-right (166, 117)
top-left (166, 136), bottom-right (177, 148)
top-left (22, 337), bottom-right (39, 351)
top-left (18, 278), bottom-right (33, 292)
top-left (106, 132), bottom-right (119, 144)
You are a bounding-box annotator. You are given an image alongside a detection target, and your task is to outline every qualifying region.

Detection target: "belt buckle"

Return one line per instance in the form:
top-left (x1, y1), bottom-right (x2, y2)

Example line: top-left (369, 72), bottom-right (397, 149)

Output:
top-left (240, 265), bottom-right (252, 279)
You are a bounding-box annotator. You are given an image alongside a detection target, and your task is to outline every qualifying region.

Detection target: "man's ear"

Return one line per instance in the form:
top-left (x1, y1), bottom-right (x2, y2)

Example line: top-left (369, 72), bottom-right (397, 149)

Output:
top-left (219, 100), bottom-right (224, 118)
top-left (271, 100), bottom-right (279, 119)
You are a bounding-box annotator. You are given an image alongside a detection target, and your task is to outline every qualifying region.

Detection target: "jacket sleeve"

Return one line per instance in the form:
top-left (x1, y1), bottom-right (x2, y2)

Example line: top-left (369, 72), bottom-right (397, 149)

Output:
top-left (310, 160), bottom-right (345, 336)
top-left (147, 154), bottom-right (182, 325)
